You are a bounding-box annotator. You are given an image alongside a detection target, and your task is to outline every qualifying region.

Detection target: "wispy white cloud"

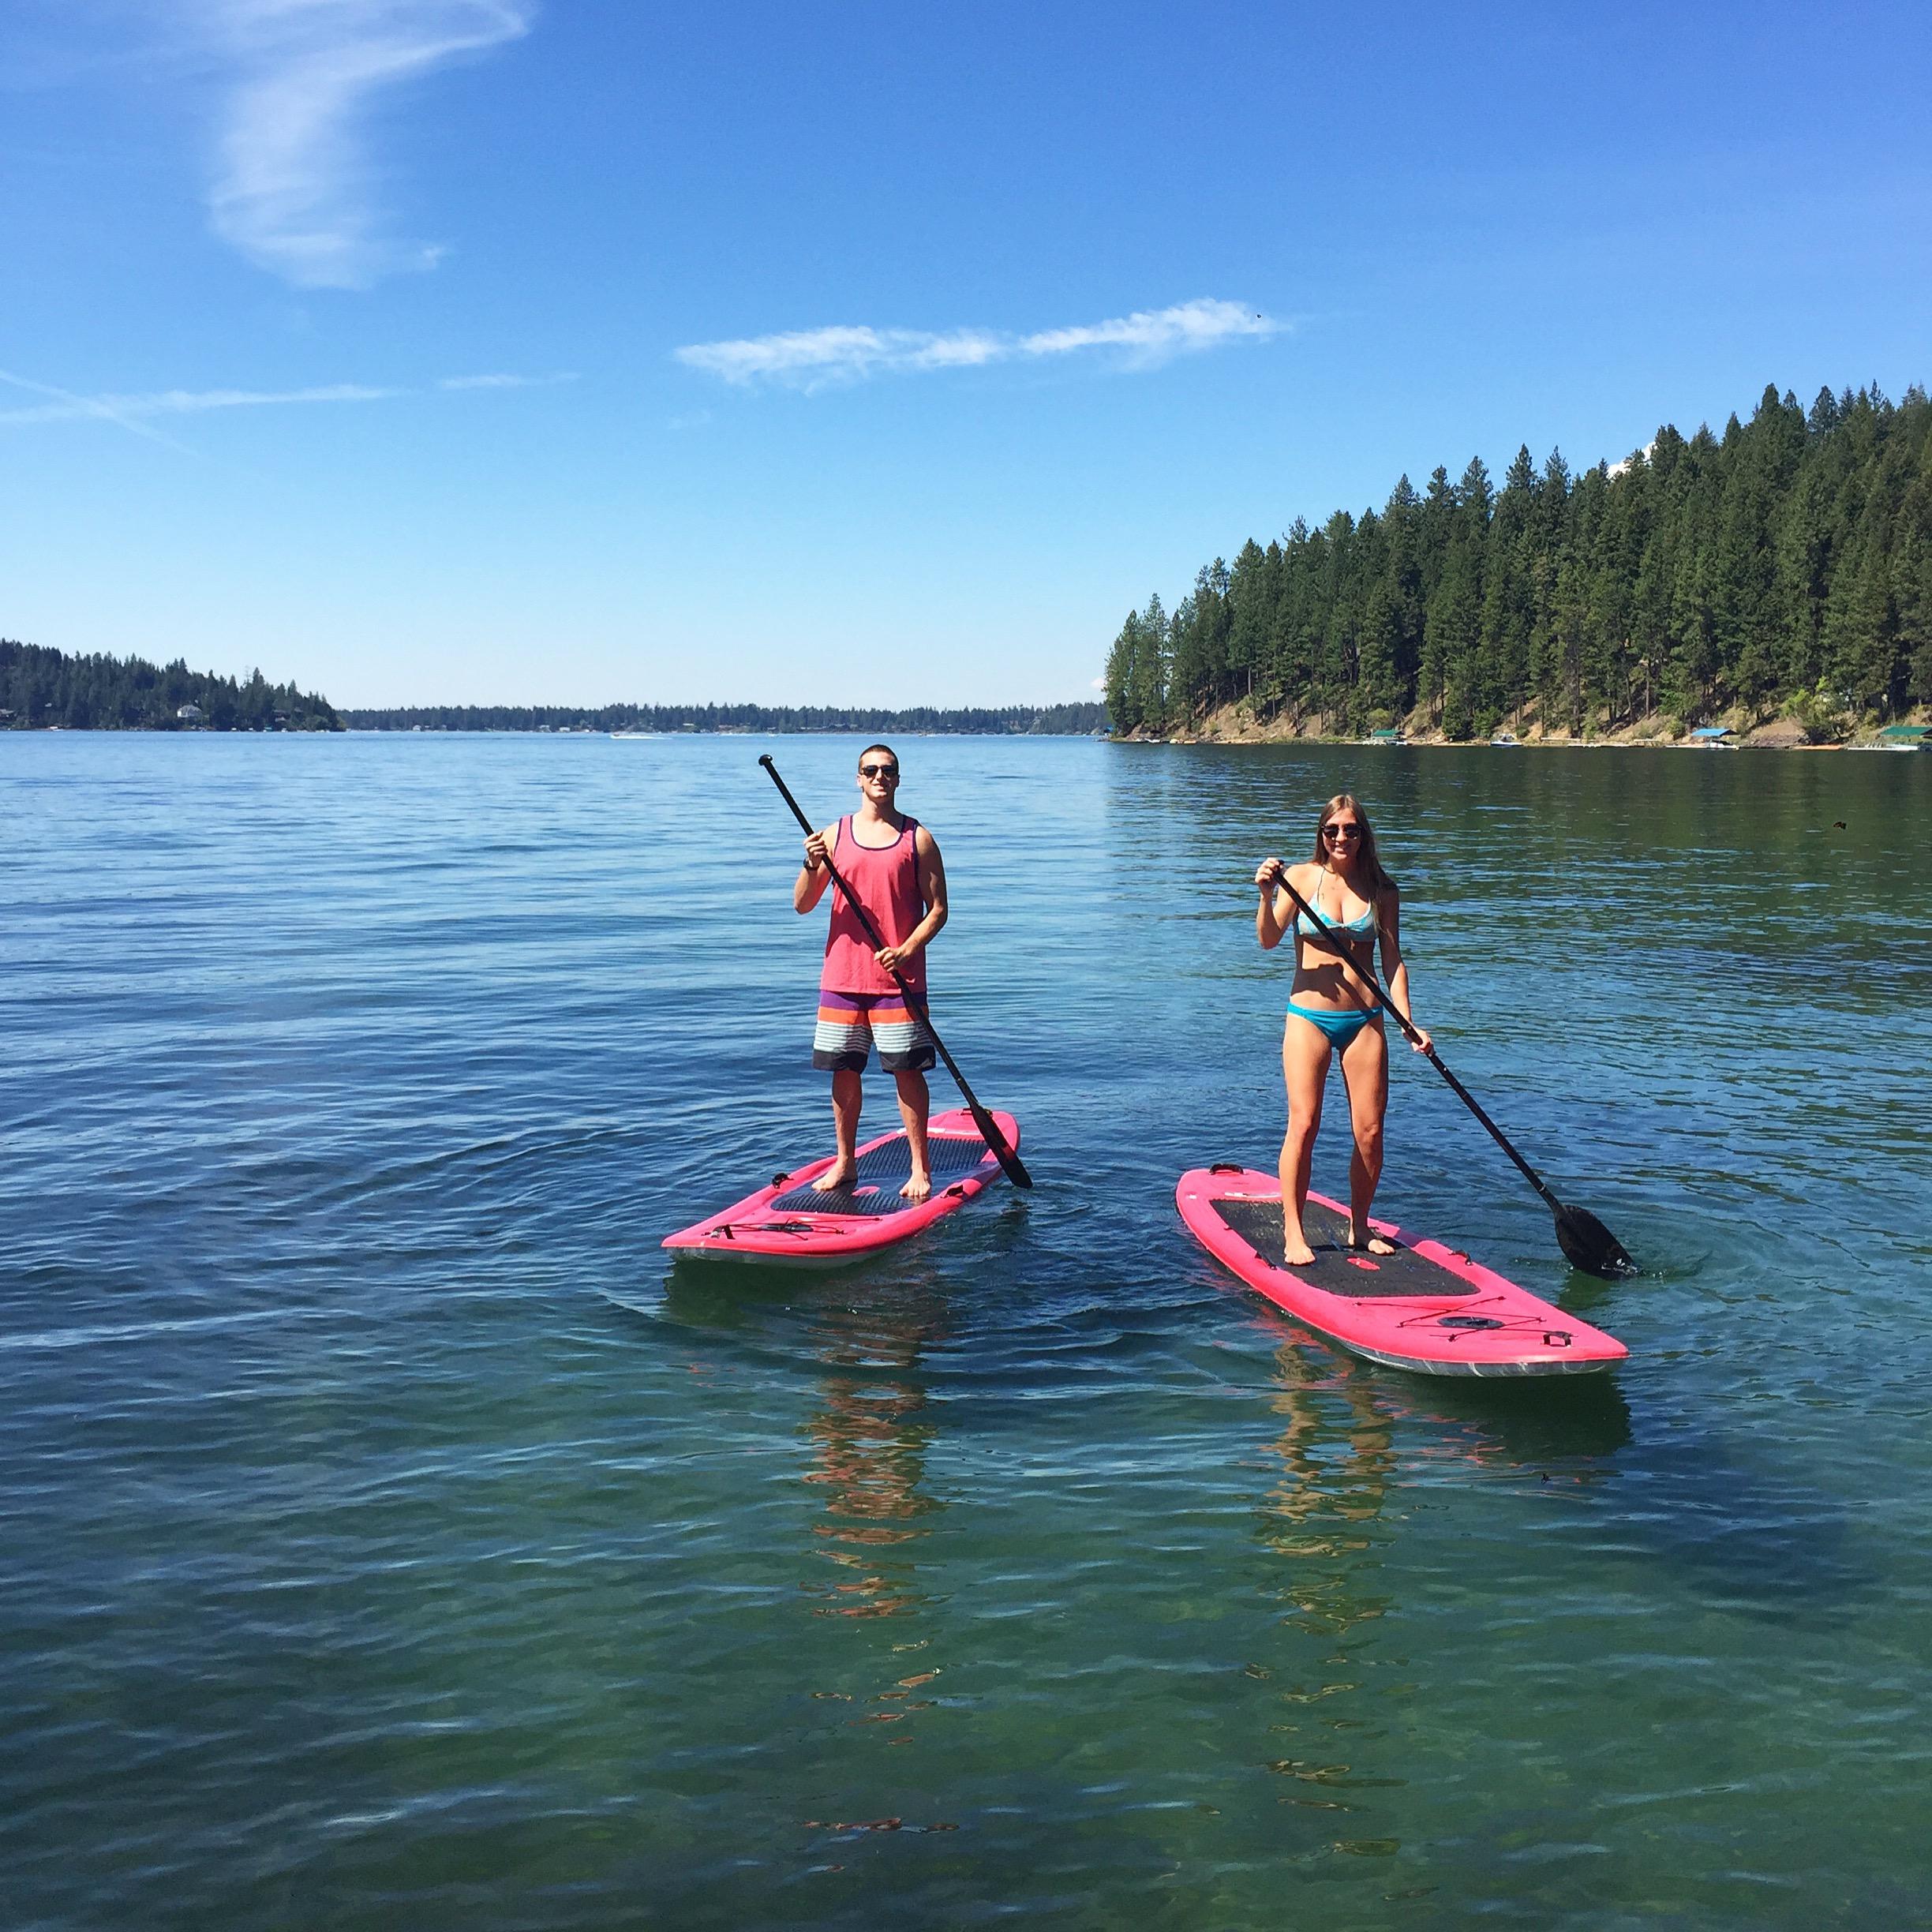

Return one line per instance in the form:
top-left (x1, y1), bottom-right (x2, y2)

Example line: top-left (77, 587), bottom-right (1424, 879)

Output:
top-left (199, 0), bottom-right (534, 289)
top-left (0, 367), bottom-right (564, 431)
top-left (1018, 301), bottom-right (1280, 361)
top-left (436, 370), bottom-right (578, 390)
top-left (0, 366), bottom-right (195, 445)
top-left (676, 299), bottom-right (1282, 391)
top-left (0, 378), bottom-right (397, 426)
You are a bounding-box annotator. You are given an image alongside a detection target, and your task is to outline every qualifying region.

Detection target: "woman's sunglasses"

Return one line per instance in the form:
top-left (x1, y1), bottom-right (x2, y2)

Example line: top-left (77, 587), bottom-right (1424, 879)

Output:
top-left (859, 762), bottom-right (900, 780)
top-left (1323, 822), bottom-right (1361, 841)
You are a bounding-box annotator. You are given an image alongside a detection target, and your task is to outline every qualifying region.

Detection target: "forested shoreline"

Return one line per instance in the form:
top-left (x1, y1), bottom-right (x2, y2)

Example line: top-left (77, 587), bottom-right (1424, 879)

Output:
top-left (0, 648), bottom-right (1106, 737)
top-left (343, 702), bottom-right (1107, 734)
top-left (1105, 383), bottom-right (1932, 741)
top-left (0, 640), bottom-right (342, 732)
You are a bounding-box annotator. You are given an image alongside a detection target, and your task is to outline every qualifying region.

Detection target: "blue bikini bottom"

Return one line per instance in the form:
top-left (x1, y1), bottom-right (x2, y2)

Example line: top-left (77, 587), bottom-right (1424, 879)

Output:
top-left (1286, 999), bottom-right (1379, 1051)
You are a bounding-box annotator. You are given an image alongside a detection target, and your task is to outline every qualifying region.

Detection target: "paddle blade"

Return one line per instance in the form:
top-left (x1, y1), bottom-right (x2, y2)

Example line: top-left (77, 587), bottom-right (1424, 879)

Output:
top-left (968, 1103), bottom-right (1033, 1189)
top-left (995, 1148), bottom-right (1035, 1189)
top-left (1554, 1202), bottom-right (1636, 1279)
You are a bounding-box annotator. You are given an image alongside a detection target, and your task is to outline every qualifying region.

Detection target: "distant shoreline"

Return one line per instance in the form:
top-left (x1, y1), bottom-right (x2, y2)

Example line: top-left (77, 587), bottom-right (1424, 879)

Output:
top-left (341, 701), bottom-right (1107, 736)
top-left (349, 724), bottom-right (1108, 738)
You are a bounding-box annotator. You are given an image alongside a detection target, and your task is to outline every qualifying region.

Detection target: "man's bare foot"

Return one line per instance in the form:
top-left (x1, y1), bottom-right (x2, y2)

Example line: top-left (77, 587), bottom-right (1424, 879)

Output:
top-left (1345, 1227), bottom-right (1397, 1256)
top-left (900, 1170), bottom-right (932, 1202)
top-left (1282, 1232), bottom-right (1316, 1267)
top-left (812, 1163), bottom-right (856, 1192)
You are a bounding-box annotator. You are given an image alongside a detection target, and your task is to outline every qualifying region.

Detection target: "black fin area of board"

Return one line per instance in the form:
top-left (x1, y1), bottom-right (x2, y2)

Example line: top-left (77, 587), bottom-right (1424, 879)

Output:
top-left (771, 1133), bottom-right (994, 1216)
top-left (1212, 1196), bottom-right (1462, 1300)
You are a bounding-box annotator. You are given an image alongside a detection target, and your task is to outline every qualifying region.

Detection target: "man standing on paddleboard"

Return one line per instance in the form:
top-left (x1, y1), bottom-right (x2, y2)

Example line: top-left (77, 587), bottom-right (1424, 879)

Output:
top-left (794, 745), bottom-right (948, 1200)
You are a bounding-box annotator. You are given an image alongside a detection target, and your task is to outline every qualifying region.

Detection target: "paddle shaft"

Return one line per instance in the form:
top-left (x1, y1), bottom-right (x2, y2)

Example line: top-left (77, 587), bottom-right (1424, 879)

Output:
top-left (760, 755), bottom-right (1032, 1188)
top-left (1267, 868), bottom-right (1563, 1213)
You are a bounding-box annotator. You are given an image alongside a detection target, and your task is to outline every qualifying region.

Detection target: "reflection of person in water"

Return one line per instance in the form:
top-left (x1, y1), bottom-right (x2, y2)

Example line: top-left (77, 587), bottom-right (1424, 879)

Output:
top-left (1249, 1331), bottom-right (1634, 1823)
top-left (1252, 1338), bottom-right (1398, 1810)
top-left (1258, 1327), bottom-right (1634, 1556)
top-left (1260, 1339), bottom-right (1395, 1540)
top-left (799, 1281), bottom-right (945, 1622)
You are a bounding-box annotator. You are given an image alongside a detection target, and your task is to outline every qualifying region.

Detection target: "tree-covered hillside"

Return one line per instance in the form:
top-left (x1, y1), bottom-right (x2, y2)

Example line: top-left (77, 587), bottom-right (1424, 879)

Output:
top-left (1105, 383), bottom-right (1932, 739)
top-left (0, 640), bottom-right (342, 731)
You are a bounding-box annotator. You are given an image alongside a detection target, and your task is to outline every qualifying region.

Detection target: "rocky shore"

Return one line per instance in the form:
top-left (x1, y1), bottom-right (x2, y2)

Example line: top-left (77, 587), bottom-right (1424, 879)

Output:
top-left (1119, 699), bottom-right (1926, 751)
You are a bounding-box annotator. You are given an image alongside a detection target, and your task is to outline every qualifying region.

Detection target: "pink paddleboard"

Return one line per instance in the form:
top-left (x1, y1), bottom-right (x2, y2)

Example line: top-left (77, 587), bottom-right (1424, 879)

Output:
top-left (663, 1107), bottom-right (1020, 1267)
top-left (1177, 1164), bottom-right (1627, 1376)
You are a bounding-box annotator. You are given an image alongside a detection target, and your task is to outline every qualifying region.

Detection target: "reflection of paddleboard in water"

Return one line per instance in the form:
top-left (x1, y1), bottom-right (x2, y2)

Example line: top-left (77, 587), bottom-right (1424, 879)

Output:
top-left (1177, 1165), bottom-right (1627, 1377)
top-left (662, 1108), bottom-right (1020, 1268)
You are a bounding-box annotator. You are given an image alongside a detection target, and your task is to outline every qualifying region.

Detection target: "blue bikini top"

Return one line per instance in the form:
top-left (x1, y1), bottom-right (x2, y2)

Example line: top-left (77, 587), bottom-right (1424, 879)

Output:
top-left (1295, 869), bottom-right (1377, 942)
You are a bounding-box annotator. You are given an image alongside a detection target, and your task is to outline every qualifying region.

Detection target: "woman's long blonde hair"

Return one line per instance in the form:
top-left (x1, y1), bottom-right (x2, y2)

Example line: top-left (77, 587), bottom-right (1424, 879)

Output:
top-left (1310, 793), bottom-right (1395, 895)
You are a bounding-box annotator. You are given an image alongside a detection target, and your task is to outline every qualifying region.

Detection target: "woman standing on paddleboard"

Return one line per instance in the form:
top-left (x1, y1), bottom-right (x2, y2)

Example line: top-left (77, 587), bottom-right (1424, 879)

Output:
top-left (1256, 796), bottom-right (1431, 1267)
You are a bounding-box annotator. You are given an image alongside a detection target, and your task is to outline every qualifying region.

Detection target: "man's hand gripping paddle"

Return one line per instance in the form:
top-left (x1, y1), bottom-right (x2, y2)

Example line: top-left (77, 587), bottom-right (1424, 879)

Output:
top-left (1266, 863), bottom-right (1634, 1279)
top-left (762, 755), bottom-right (1032, 1189)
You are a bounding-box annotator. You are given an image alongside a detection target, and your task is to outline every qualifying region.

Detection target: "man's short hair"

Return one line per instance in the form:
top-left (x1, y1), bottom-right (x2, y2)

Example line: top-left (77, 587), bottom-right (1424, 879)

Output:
top-left (858, 743), bottom-right (898, 768)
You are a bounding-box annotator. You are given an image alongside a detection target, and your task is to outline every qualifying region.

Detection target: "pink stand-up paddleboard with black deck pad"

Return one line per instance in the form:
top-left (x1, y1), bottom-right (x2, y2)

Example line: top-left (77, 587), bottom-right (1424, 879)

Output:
top-left (1177, 1164), bottom-right (1627, 1376)
top-left (663, 1107), bottom-right (1020, 1267)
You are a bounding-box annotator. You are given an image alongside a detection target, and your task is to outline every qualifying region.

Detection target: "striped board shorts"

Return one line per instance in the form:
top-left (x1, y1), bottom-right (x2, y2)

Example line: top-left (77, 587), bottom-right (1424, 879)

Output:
top-left (813, 990), bottom-right (936, 1073)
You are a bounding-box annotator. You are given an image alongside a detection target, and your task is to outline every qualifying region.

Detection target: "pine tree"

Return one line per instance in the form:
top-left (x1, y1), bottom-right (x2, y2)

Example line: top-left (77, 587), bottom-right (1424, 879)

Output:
top-left (1133, 594), bottom-right (1167, 732)
top-left (1356, 580), bottom-right (1402, 723)
top-left (1822, 515), bottom-right (1895, 714)
top-left (1104, 611), bottom-right (1142, 732)
top-left (1428, 544), bottom-right (1482, 737)
top-left (1893, 440), bottom-right (1932, 702)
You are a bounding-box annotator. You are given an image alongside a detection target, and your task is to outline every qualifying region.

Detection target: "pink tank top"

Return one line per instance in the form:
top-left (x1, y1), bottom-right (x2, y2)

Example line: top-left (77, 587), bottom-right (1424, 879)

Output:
top-left (820, 814), bottom-right (927, 996)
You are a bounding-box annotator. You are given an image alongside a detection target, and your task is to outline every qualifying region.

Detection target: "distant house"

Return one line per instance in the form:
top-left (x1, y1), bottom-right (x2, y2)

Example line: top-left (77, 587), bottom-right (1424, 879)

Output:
top-left (1689, 724), bottom-right (1733, 743)
top-left (177, 703), bottom-right (204, 722)
top-left (1878, 724), bottom-right (1926, 745)
top-left (1365, 728), bottom-right (1403, 745)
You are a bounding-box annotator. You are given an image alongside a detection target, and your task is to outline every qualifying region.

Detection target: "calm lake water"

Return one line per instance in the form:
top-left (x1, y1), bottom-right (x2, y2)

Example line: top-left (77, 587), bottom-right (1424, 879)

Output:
top-left (3, 730), bottom-right (1929, 1929)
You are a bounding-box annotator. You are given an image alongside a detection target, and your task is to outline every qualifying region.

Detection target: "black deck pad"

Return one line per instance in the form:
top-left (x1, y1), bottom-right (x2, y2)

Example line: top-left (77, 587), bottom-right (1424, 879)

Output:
top-left (1213, 1196), bottom-right (1463, 1300)
top-left (769, 1133), bottom-right (994, 1217)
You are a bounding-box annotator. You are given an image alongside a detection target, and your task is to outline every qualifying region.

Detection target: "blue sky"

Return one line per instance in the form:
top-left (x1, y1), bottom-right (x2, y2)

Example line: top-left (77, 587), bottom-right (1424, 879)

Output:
top-left (3, 1), bottom-right (1929, 708)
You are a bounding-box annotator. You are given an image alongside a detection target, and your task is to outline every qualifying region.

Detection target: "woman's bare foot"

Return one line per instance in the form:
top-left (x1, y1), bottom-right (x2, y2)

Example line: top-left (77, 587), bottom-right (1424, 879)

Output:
top-left (812, 1163), bottom-right (856, 1192)
top-left (1345, 1227), bottom-right (1396, 1256)
top-left (900, 1169), bottom-right (932, 1202)
top-left (1282, 1230), bottom-right (1316, 1267)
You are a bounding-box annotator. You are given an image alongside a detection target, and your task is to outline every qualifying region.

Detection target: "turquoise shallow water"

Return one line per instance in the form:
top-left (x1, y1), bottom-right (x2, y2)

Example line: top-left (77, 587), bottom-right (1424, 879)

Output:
top-left (2, 731), bottom-right (1930, 1929)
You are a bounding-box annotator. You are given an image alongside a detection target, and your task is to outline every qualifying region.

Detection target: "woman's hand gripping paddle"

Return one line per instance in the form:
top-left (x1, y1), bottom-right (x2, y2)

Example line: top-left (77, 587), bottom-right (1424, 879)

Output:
top-left (1265, 863), bottom-right (1635, 1279)
top-left (762, 755), bottom-right (1033, 1189)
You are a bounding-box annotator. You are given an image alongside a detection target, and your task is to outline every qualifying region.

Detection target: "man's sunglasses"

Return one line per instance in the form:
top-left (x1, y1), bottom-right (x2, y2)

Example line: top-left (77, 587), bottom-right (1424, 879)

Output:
top-left (859, 763), bottom-right (900, 780)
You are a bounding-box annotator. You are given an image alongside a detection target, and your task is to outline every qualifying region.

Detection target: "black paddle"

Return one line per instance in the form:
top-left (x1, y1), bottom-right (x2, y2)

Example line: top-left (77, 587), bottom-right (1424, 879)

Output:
top-left (1264, 863), bottom-right (1635, 1279)
top-left (761, 754), bottom-right (1033, 1190)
